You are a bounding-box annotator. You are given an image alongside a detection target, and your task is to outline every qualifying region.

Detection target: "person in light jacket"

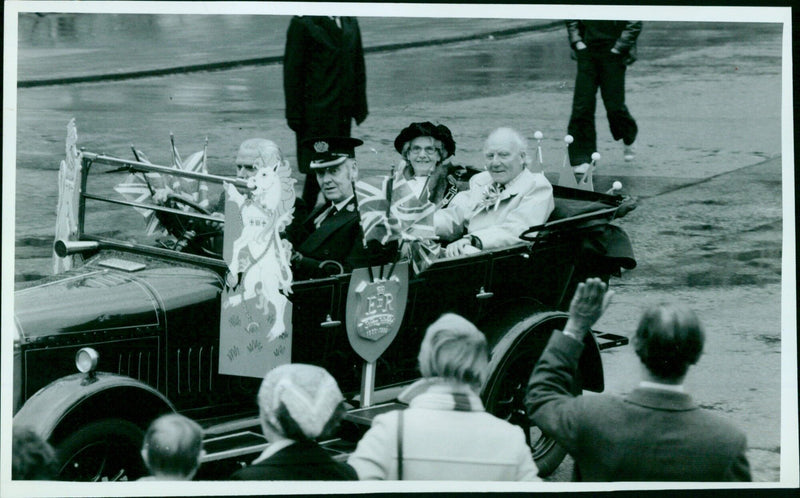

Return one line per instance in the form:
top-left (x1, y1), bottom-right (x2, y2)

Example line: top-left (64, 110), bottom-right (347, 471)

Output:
top-left (347, 313), bottom-right (540, 481)
top-left (434, 127), bottom-right (554, 258)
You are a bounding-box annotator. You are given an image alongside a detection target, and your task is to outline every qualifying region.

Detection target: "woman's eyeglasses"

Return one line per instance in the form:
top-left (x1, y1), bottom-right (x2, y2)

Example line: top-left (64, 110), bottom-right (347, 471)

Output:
top-left (409, 145), bottom-right (438, 156)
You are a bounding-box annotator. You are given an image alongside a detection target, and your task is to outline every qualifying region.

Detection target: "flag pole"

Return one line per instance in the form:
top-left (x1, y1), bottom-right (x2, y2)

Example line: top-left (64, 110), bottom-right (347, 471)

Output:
top-left (199, 136), bottom-right (209, 208)
top-left (131, 144), bottom-right (155, 196)
top-left (351, 179), bottom-right (374, 282)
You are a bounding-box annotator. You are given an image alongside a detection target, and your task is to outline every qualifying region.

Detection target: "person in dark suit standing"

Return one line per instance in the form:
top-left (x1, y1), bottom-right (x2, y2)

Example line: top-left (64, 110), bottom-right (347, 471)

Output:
top-left (230, 363), bottom-right (356, 480)
top-left (525, 278), bottom-right (752, 481)
top-left (284, 15), bottom-right (368, 208)
top-left (289, 136), bottom-right (386, 280)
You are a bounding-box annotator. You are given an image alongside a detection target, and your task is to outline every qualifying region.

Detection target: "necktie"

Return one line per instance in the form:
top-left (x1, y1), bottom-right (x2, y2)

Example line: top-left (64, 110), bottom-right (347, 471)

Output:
top-left (314, 204), bottom-right (337, 228)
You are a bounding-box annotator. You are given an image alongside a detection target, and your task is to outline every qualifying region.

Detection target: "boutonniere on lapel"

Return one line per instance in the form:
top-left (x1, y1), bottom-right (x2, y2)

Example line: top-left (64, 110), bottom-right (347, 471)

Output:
top-left (346, 203), bottom-right (355, 212)
top-left (478, 182), bottom-right (506, 212)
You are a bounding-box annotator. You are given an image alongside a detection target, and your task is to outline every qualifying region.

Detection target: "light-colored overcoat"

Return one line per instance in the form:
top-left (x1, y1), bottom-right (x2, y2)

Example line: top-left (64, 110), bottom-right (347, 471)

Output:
top-left (434, 169), bottom-right (554, 250)
top-left (347, 379), bottom-right (540, 481)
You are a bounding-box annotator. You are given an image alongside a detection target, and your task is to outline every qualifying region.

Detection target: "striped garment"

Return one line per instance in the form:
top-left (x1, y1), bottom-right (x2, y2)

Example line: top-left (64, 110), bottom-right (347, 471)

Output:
top-left (354, 175), bottom-right (441, 272)
top-left (114, 142), bottom-right (208, 234)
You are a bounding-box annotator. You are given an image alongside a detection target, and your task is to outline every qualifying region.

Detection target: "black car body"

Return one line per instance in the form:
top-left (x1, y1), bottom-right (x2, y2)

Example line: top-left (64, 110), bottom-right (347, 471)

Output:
top-left (13, 144), bottom-right (635, 481)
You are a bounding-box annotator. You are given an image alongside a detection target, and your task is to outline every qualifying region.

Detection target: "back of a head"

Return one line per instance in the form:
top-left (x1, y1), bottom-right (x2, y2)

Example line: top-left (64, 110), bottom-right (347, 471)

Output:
top-left (257, 363), bottom-right (345, 442)
top-left (142, 414), bottom-right (204, 479)
top-left (634, 304), bottom-right (705, 380)
top-left (12, 426), bottom-right (58, 480)
top-left (418, 313), bottom-right (489, 390)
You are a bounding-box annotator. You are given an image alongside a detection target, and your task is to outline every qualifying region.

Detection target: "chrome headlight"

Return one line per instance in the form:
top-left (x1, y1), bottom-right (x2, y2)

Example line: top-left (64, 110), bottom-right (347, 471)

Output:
top-left (75, 347), bottom-right (99, 375)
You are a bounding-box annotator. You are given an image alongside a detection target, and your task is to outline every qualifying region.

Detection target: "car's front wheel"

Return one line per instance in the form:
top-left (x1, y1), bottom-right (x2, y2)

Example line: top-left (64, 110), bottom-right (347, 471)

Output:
top-left (55, 418), bottom-right (146, 481)
top-left (482, 318), bottom-right (580, 478)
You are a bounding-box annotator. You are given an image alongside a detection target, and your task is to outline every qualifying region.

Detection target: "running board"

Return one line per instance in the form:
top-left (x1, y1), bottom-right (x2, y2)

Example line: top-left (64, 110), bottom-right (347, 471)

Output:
top-left (199, 402), bottom-right (407, 464)
top-left (593, 330), bottom-right (629, 350)
top-left (201, 428), bottom-right (267, 463)
top-left (343, 401), bottom-right (406, 426)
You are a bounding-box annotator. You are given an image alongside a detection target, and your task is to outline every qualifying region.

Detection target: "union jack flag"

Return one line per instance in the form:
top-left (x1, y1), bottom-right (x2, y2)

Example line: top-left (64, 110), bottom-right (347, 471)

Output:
top-left (354, 175), bottom-right (441, 272)
top-left (114, 138), bottom-right (208, 235)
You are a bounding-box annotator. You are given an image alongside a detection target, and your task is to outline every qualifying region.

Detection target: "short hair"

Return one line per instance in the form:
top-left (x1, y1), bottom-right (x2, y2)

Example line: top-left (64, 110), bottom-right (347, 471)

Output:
top-left (12, 426), bottom-right (58, 480)
top-left (418, 313), bottom-right (489, 390)
top-left (142, 414), bottom-right (203, 478)
top-left (485, 127), bottom-right (530, 168)
top-left (634, 304), bottom-right (705, 380)
top-left (236, 138), bottom-right (285, 167)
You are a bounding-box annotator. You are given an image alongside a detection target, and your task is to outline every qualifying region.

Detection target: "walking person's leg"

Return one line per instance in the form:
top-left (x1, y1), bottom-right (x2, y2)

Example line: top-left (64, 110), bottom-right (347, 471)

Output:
top-left (598, 53), bottom-right (637, 160)
top-left (567, 51), bottom-right (600, 167)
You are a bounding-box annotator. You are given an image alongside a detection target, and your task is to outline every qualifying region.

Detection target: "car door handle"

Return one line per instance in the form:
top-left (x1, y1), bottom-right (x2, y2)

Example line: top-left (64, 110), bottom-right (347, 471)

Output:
top-left (320, 314), bottom-right (342, 328)
top-left (476, 287), bottom-right (494, 300)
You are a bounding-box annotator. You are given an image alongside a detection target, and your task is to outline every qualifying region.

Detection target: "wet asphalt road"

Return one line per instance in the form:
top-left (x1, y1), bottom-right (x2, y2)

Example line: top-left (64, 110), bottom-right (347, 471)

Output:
top-left (9, 12), bottom-right (789, 483)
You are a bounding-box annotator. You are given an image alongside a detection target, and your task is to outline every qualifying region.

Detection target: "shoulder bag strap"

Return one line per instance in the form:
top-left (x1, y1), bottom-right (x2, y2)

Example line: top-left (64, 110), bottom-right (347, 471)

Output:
top-left (396, 410), bottom-right (404, 480)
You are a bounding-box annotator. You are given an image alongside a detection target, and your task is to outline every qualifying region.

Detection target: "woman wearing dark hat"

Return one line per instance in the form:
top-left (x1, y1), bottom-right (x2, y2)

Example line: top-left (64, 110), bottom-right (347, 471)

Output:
top-left (393, 122), bottom-right (478, 209)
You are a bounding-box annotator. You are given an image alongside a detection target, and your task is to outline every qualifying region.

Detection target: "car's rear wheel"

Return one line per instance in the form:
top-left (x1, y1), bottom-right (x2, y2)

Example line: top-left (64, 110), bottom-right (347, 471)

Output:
top-left (482, 325), bottom-right (580, 477)
top-left (55, 418), bottom-right (146, 481)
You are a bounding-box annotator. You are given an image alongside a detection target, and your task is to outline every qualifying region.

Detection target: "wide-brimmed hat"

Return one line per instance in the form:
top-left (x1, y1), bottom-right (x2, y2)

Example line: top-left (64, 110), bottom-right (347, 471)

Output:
top-left (394, 122), bottom-right (456, 160)
top-left (257, 364), bottom-right (344, 440)
top-left (300, 136), bottom-right (363, 169)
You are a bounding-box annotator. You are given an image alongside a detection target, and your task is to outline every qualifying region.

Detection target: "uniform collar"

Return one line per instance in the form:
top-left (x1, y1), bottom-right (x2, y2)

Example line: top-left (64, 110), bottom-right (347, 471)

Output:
top-left (333, 195), bottom-right (354, 212)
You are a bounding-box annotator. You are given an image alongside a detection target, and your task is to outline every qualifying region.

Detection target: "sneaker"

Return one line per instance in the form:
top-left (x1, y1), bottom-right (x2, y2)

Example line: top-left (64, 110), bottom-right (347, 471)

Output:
top-left (623, 143), bottom-right (636, 162)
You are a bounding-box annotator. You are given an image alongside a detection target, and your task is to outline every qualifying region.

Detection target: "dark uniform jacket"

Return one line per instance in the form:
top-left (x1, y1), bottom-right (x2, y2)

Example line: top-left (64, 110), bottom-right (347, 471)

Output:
top-left (525, 332), bottom-right (752, 482)
top-left (283, 16), bottom-right (368, 174)
top-left (230, 441), bottom-right (357, 480)
top-left (292, 198), bottom-right (379, 280)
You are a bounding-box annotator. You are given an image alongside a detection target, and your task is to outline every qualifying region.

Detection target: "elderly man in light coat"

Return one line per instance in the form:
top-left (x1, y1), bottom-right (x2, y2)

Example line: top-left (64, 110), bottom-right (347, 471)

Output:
top-left (434, 127), bottom-right (554, 257)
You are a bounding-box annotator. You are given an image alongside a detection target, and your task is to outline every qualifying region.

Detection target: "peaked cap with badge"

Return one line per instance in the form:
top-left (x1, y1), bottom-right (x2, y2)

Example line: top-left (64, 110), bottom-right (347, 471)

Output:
top-left (300, 136), bottom-right (363, 169)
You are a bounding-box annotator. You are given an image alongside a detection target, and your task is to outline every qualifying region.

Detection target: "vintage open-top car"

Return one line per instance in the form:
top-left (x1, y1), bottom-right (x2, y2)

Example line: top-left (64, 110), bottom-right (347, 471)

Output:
top-left (13, 123), bottom-right (636, 481)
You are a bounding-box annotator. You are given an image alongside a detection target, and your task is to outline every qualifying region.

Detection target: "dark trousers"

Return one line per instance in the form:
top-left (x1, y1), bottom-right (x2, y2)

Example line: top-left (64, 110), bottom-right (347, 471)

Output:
top-left (295, 115), bottom-right (353, 207)
top-left (567, 48), bottom-right (637, 166)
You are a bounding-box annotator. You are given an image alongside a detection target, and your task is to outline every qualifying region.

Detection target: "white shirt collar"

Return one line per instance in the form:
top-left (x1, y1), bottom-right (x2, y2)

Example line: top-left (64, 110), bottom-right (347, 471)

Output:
top-left (638, 380), bottom-right (685, 393)
top-left (334, 195), bottom-right (354, 212)
top-left (251, 439), bottom-right (296, 465)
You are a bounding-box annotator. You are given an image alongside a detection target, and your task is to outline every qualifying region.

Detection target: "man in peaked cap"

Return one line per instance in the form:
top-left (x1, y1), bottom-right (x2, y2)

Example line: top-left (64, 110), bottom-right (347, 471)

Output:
top-left (290, 136), bottom-right (389, 280)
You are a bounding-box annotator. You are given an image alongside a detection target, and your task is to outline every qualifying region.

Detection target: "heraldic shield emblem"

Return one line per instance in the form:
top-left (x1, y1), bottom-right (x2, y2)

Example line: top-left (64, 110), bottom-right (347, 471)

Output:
top-left (345, 262), bottom-right (409, 363)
